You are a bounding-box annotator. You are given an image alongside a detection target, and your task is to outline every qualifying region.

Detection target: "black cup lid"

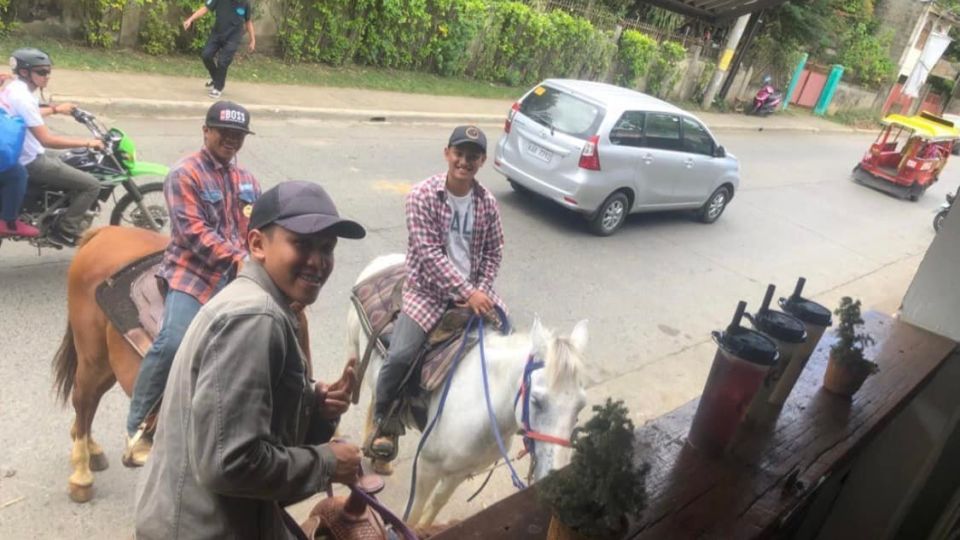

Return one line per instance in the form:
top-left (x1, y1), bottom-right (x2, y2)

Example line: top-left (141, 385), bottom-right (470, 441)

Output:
top-left (750, 309), bottom-right (807, 343)
top-left (779, 296), bottom-right (832, 327)
top-left (715, 327), bottom-right (779, 366)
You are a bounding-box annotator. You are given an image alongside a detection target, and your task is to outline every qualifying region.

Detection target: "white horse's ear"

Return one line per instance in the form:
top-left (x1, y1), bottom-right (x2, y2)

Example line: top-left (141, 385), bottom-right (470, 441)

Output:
top-left (569, 319), bottom-right (588, 352)
top-left (531, 315), bottom-right (547, 352)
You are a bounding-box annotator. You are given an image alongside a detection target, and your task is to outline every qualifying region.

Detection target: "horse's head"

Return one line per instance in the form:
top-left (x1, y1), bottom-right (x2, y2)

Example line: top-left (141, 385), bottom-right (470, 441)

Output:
top-left (520, 318), bottom-right (589, 482)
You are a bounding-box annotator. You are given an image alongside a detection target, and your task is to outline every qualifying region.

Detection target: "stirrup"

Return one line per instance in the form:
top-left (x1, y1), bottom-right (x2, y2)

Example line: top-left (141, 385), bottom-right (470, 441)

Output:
top-left (364, 421), bottom-right (399, 462)
top-left (122, 428), bottom-right (152, 468)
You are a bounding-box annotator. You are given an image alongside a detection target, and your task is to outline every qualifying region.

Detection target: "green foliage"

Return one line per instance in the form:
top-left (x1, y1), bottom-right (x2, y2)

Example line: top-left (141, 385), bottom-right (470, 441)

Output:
top-left (76, 0), bottom-right (127, 48)
top-left (647, 40), bottom-right (685, 98)
top-left (830, 297), bottom-right (877, 367)
top-left (277, 0), bottom-right (373, 65)
top-left (837, 22), bottom-right (896, 88)
top-left (0, 0), bottom-right (14, 37)
top-left (538, 399), bottom-right (649, 538)
top-left (617, 29), bottom-right (657, 88)
top-left (139, 0), bottom-right (177, 56)
top-left (175, 0), bottom-right (213, 53)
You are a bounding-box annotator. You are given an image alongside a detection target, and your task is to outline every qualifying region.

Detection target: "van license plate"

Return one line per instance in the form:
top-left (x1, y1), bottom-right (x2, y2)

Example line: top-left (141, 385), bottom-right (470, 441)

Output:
top-left (526, 142), bottom-right (553, 162)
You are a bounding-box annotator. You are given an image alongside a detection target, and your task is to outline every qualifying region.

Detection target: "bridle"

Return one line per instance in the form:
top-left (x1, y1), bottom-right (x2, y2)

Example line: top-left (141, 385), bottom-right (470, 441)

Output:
top-left (514, 354), bottom-right (573, 482)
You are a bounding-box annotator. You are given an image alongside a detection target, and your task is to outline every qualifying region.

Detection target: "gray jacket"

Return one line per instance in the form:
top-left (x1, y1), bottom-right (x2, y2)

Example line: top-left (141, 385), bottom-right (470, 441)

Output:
top-left (135, 260), bottom-right (338, 539)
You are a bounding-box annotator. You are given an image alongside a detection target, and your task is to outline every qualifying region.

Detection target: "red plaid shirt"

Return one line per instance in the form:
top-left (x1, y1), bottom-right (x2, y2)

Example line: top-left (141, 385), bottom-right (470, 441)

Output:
top-left (402, 173), bottom-right (506, 331)
top-left (157, 148), bottom-right (261, 304)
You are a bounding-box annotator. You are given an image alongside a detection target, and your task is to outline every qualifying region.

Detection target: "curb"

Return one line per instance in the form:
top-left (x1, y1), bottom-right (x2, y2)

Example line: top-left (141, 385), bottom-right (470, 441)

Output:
top-left (60, 96), bottom-right (862, 134)
top-left (58, 96), bottom-right (508, 125)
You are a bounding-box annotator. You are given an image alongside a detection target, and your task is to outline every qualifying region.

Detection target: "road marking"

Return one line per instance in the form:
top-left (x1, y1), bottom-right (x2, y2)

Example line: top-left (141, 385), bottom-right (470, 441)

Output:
top-left (373, 180), bottom-right (413, 194)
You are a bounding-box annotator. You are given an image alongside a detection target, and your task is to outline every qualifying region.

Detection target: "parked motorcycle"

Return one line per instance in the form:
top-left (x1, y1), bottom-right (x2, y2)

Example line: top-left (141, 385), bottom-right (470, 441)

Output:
top-left (0, 108), bottom-right (169, 251)
top-left (746, 77), bottom-right (783, 116)
top-left (933, 190), bottom-right (955, 232)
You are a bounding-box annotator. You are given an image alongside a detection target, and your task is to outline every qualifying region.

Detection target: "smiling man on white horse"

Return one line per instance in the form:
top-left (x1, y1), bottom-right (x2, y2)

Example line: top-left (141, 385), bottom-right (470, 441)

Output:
top-left (368, 125), bottom-right (507, 463)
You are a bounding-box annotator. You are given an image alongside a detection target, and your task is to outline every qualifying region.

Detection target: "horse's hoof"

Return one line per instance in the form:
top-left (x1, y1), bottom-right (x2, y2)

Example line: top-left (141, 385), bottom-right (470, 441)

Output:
top-left (89, 452), bottom-right (109, 472)
top-left (68, 482), bottom-right (94, 503)
top-left (371, 459), bottom-right (394, 476)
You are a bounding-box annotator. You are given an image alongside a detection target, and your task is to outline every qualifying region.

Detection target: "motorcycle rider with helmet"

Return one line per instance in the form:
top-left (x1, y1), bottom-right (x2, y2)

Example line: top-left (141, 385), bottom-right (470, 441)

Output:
top-left (0, 48), bottom-right (104, 246)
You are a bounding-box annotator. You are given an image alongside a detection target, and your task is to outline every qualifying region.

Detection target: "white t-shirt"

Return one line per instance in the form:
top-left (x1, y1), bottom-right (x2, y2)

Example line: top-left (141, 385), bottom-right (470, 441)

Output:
top-left (445, 189), bottom-right (474, 281)
top-left (0, 79), bottom-right (45, 165)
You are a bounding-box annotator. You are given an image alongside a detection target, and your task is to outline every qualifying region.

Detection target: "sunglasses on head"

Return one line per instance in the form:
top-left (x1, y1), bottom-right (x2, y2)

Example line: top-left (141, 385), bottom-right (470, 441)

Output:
top-left (33, 69), bottom-right (51, 77)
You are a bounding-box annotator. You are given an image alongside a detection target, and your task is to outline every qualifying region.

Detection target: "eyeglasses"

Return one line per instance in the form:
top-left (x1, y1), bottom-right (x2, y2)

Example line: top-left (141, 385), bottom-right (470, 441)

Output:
top-left (32, 69), bottom-right (51, 77)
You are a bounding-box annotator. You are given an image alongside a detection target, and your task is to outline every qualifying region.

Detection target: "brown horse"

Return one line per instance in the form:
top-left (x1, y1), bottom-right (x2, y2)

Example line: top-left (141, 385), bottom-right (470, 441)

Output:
top-left (51, 225), bottom-right (312, 503)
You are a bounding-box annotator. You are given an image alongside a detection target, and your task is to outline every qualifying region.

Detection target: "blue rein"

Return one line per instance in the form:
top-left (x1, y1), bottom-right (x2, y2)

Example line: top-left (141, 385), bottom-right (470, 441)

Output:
top-left (403, 308), bottom-right (525, 521)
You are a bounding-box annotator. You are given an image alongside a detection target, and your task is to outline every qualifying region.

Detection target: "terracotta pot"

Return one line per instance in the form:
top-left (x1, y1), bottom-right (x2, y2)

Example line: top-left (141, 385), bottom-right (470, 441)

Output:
top-left (547, 516), bottom-right (589, 540)
top-left (823, 353), bottom-right (874, 397)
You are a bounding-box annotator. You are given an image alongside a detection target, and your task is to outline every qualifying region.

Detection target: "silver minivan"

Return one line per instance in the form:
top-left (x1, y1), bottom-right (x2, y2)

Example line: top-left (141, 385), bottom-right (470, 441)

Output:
top-left (493, 79), bottom-right (740, 235)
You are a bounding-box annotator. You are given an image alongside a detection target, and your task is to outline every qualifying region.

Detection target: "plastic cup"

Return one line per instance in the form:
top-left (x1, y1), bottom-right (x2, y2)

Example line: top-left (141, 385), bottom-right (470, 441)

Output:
top-left (744, 309), bottom-right (807, 425)
top-left (688, 327), bottom-right (779, 455)
top-left (767, 295), bottom-right (833, 406)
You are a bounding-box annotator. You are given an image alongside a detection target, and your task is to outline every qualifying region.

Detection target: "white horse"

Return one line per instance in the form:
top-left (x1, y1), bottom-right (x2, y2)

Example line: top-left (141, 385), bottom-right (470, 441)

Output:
top-left (347, 254), bottom-right (589, 527)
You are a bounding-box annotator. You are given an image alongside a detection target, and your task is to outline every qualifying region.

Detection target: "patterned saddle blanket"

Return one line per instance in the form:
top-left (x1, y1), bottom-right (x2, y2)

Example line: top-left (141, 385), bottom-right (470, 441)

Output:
top-left (94, 251), bottom-right (165, 358)
top-left (351, 263), bottom-right (479, 393)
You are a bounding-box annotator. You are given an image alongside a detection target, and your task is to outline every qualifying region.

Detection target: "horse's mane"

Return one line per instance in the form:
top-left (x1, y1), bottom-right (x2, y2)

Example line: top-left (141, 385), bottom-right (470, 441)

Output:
top-left (77, 226), bottom-right (106, 248)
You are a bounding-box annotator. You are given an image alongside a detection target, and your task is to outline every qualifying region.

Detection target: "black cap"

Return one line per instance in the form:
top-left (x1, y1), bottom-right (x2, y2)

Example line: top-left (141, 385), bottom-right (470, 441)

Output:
top-left (712, 327), bottom-right (779, 367)
top-left (205, 100), bottom-right (254, 134)
top-left (249, 181), bottom-right (366, 239)
top-left (779, 296), bottom-right (832, 327)
top-left (747, 309), bottom-right (807, 344)
top-left (448, 125), bottom-right (487, 153)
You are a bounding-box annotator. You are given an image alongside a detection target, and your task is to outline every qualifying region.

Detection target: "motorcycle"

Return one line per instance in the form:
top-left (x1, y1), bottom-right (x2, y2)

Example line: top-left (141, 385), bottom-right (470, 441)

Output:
top-left (746, 83), bottom-right (783, 116)
top-left (933, 190), bottom-right (955, 232)
top-left (0, 108), bottom-right (170, 251)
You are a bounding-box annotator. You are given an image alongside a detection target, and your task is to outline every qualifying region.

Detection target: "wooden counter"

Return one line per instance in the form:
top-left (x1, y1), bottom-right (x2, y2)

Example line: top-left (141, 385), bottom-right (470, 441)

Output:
top-left (432, 312), bottom-right (957, 539)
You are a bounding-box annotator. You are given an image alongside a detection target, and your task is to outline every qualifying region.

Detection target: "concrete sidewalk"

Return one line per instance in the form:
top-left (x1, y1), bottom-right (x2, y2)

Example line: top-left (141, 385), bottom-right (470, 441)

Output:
top-left (50, 69), bottom-right (859, 133)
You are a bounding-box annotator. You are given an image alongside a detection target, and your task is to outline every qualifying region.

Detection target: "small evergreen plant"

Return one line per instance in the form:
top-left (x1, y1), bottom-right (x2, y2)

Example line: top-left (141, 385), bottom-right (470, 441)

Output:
top-left (538, 399), bottom-right (649, 538)
top-left (830, 297), bottom-right (877, 370)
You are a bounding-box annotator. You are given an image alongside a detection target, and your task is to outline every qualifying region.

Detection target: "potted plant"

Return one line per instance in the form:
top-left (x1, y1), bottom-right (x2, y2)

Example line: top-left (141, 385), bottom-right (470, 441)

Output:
top-left (823, 297), bottom-right (878, 397)
top-left (538, 399), bottom-right (649, 540)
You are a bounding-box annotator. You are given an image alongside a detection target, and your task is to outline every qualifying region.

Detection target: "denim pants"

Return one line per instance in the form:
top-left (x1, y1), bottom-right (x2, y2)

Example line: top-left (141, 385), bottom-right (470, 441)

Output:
top-left (374, 313), bottom-right (428, 419)
top-left (126, 289), bottom-right (204, 435)
top-left (0, 163), bottom-right (27, 222)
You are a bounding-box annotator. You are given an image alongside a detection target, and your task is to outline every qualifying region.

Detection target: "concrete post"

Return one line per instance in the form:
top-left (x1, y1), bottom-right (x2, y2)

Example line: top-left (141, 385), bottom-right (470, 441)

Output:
top-left (679, 44), bottom-right (702, 101)
top-left (701, 14), bottom-right (750, 109)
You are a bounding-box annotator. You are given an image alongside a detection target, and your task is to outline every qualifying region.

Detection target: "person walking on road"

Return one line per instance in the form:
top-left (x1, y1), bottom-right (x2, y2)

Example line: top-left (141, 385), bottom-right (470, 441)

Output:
top-left (183, 0), bottom-right (255, 99)
top-left (135, 181), bottom-right (367, 540)
top-left (123, 100), bottom-right (260, 466)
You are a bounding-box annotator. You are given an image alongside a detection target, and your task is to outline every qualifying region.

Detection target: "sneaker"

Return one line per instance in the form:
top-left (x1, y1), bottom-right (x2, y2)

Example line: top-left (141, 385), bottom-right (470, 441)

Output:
top-left (204, 80), bottom-right (214, 88)
top-left (47, 227), bottom-right (78, 247)
top-left (0, 219), bottom-right (40, 238)
top-left (208, 88), bottom-right (222, 98)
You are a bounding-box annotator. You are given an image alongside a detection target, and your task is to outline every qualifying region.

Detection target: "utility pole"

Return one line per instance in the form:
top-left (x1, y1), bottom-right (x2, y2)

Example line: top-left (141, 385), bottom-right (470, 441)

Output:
top-left (701, 14), bottom-right (751, 109)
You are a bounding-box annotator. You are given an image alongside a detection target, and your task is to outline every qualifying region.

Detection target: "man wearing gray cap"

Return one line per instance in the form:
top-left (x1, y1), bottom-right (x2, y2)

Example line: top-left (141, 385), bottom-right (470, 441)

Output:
top-left (369, 125), bottom-right (507, 463)
top-left (124, 100), bottom-right (260, 466)
top-left (136, 181), bottom-right (366, 540)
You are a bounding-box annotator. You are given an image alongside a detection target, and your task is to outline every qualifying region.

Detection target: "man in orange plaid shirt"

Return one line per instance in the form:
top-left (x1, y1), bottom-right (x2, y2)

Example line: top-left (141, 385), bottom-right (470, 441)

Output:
top-left (124, 100), bottom-right (260, 466)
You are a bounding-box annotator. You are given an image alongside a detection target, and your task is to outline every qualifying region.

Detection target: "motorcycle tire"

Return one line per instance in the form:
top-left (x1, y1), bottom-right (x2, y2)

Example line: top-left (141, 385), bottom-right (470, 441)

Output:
top-left (934, 210), bottom-right (948, 232)
top-left (110, 181), bottom-right (169, 233)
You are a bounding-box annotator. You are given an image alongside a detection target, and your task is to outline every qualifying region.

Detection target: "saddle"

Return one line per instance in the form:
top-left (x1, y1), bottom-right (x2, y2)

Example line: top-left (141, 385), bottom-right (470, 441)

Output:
top-left (94, 250), bottom-right (166, 357)
top-left (298, 474), bottom-right (418, 540)
top-left (351, 263), bottom-right (503, 400)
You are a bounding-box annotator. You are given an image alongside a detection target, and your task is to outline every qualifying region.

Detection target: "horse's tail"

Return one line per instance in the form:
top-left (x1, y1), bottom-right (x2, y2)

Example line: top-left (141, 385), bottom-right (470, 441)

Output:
top-left (52, 322), bottom-right (77, 406)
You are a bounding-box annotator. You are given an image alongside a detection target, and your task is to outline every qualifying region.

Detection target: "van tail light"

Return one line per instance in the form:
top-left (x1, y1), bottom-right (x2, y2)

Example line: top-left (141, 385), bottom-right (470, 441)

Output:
top-left (504, 102), bottom-right (520, 133)
top-left (579, 135), bottom-right (601, 170)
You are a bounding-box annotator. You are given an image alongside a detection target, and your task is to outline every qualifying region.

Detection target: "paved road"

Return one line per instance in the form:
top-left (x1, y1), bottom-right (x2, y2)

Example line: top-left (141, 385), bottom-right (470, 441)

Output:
top-left (0, 115), bottom-right (950, 538)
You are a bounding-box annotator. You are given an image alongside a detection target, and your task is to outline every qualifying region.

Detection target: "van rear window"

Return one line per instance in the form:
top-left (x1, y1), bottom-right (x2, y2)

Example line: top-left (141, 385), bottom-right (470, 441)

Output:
top-left (520, 85), bottom-right (604, 140)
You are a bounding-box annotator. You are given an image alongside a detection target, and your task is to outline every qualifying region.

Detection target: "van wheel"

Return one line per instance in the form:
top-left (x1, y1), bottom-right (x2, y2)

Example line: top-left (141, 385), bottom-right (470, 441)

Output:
top-left (508, 179), bottom-right (529, 194)
top-left (698, 186), bottom-right (731, 223)
top-left (588, 192), bottom-right (629, 236)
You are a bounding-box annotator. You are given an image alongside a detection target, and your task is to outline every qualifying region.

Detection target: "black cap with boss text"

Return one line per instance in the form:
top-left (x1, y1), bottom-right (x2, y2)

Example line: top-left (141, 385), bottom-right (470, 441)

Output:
top-left (448, 125), bottom-right (487, 153)
top-left (250, 181), bottom-right (366, 239)
top-left (205, 100), bottom-right (254, 134)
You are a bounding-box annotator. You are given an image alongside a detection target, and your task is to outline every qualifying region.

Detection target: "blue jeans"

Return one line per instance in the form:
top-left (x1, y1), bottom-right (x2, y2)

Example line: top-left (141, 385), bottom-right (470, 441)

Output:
top-left (126, 289), bottom-right (203, 436)
top-left (0, 164), bottom-right (27, 223)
